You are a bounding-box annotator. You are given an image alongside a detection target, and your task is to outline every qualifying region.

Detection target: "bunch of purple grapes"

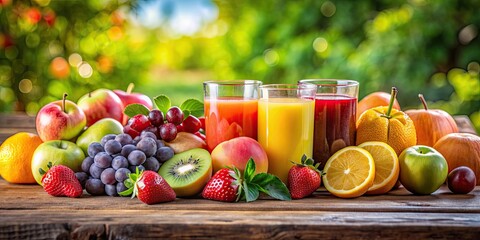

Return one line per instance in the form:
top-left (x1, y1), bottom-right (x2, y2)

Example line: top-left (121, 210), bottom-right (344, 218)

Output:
top-left (75, 132), bottom-right (174, 196)
top-left (123, 107), bottom-right (204, 142)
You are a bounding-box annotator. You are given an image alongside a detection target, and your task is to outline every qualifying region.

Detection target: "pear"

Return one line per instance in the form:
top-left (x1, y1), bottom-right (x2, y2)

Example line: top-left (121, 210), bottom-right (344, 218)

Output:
top-left (76, 118), bottom-right (123, 155)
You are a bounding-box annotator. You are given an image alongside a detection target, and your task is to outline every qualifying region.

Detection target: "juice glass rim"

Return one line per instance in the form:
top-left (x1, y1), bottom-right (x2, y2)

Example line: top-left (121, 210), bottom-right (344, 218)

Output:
top-left (299, 79), bottom-right (358, 88)
top-left (203, 80), bottom-right (262, 87)
top-left (259, 83), bottom-right (317, 91)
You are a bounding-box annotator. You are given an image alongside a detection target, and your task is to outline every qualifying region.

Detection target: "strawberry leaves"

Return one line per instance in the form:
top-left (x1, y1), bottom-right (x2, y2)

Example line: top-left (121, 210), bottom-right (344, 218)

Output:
top-left (234, 158), bottom-right (291, 202)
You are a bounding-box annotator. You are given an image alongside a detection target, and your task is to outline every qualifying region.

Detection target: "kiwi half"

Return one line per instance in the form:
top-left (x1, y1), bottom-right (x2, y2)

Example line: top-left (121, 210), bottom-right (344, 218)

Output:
top-left (158, 148), bottom-right (212, 197)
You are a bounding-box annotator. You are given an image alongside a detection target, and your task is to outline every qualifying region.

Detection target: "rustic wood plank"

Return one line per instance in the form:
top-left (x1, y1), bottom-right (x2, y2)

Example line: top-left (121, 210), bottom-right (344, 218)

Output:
top-left (1, 209), bottom-right (479, 239)
top-left (0, 113), bottom-right (36, 128)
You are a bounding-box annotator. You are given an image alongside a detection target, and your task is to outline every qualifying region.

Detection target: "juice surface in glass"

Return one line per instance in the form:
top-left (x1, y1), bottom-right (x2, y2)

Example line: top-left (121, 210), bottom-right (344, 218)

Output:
top-left (258, 98), bottom-right (314, 183)
top-left (204, 97), bottom-right (258, 152)
top-left (314, 94), bottom-right (357, 167)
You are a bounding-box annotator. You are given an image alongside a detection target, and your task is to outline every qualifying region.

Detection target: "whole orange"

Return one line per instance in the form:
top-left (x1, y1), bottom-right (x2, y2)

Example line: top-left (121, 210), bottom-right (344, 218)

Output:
top-left (0, 132), bottom-right (43, 184)
top-left (356, 88), bottom-right (416, 155)
top-left (358, 92), bottom-right (401, 119)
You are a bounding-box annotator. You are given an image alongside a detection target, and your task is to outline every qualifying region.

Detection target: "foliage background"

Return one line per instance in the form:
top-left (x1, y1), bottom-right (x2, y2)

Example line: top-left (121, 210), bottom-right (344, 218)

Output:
top-left (0, 0), bottom-right (479, 131)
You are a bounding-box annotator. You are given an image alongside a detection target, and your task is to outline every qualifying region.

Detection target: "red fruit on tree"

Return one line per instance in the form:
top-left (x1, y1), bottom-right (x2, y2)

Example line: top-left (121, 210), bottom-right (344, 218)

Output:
top-left (202, 168), bottom-right (239, 202)
top-left (120, 169), bottom-right (176, 205)
top-left (41, 164), bottom-right (83, 198)
top-left (287, 155), bottom-right (321, 199)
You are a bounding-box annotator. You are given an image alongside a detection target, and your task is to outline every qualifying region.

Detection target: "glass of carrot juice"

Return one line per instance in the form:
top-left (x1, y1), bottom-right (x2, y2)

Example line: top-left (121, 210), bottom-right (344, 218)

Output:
top-left (298, 79), bottom-right (359, 169)
top-left (203, 80), bottom-right (262, 152)
top-left (257, 83), bottom-right (316, 183)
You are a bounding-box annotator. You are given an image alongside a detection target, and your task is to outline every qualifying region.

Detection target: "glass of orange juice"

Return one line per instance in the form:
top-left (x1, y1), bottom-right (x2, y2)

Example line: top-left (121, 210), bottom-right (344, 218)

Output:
top-left (203, 80), bottom-right (262, 152)
top-left (258, 84), bottom-right (316, 183)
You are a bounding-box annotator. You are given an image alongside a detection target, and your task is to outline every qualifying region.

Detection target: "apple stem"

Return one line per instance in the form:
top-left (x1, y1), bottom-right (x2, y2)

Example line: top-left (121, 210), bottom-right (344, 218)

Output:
top-left (62, 93), bottom-right (68, 113)
top-left (418, 94), bottom-right (428, 110)
top-left (383, 87), bottom-right (397, 119)
top-left (127, 83), bottom-right (135, 94)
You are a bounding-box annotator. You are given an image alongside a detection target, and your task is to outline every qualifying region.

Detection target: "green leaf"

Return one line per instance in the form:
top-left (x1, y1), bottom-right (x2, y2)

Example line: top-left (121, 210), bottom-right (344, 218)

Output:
top-left (124, 103), bottom-right (150, 117)
top-left (244, 182), bottom-right (260, 202)
top-left (180, 98), bottom-right (204, 117)
top-left (119, 187), bottom-right (133, 197)
top-left (244, 158), bottom-right (256, 183)
top-left (154, 95), bottom-right (171, 114)
top-left (252, 173), bottom-right (291, 201)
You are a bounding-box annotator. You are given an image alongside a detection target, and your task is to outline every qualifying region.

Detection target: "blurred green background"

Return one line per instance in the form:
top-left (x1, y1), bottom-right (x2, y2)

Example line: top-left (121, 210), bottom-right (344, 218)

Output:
top-left (0, 0), bottom-right (479, 130)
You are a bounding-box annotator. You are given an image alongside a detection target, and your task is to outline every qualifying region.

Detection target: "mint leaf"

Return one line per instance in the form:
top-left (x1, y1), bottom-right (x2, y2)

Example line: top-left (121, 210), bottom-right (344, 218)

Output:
top-left (124, 103), bottom-right (150, 117)
top-left (154, 95), bottom-right (171, 114)
top-left (180, 98), bottom-right (204, 117)
top-left (244, 158), bottom-right (256, 182)
top-left (244, 182), bottom-right (259, 202)
top-left (252, 173), bottom-right (291, 201)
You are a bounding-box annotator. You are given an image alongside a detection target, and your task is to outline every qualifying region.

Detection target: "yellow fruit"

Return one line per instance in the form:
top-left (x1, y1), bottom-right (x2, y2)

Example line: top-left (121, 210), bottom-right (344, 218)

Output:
top-left (356, 88), bottom-right (416, 155)
top-left (322, 146), bottom-right (375, 198)
top-left (358, 141), bottom-right (399, 195)
top-left (0, 132), bottom-right (43, 183)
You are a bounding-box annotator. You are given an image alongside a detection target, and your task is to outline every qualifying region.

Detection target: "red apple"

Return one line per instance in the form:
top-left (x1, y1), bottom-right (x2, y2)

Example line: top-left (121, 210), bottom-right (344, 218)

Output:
top-left (113, 83), bottom-right (153, 124)
top-left (36, 93), bottom-right (86, 142)
top-left (77, 88), bottom-right (124, 127)
top-left (211, 137), bottom-right (268, 174)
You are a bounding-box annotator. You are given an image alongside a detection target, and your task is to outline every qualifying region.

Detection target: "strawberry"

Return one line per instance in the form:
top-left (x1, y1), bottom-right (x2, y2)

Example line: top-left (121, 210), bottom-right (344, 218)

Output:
top-left (41, 165), bottom-right (83, 198)
top-left (120, 168), bottom-right (176, 204)
top-left (202, 168), bottom-right (240, 202)
top-left (288, 155), bottom-right (322, 199)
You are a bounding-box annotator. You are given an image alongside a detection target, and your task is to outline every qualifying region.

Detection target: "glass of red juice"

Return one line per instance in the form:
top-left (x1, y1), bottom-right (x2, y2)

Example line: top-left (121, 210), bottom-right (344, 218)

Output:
top-left (203, 80), bottom-right (262, 152)
top-left (298, 79), bottom-right (359, 168)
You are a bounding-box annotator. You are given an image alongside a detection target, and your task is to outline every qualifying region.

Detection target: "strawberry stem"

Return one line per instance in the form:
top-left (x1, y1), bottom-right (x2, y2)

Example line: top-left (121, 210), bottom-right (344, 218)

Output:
top-left (418, 94), bottom-right (428, 110)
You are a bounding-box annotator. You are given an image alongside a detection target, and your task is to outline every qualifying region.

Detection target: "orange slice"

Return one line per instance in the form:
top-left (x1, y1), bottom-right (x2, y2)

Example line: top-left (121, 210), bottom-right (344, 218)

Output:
top-left (322, 146), bottom-right (375, 198)
top-left (358, 141), bottom-right (399, 195)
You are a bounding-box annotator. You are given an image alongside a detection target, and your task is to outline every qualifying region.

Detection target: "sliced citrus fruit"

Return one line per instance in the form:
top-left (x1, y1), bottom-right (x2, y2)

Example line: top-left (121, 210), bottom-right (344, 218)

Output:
top-left (322, 146), bottom-right (375, 198)
top-left (358, 141), bottom-right (399, 195)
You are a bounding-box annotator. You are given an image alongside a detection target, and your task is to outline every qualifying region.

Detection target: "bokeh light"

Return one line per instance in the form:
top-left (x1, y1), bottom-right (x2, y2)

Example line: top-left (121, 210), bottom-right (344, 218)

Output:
top-left (68, 53), bottom-right (82, 67)
top-left (19, 79), bottom-right (33, 93)
top-left (78, 62), bottom-right (93, 78)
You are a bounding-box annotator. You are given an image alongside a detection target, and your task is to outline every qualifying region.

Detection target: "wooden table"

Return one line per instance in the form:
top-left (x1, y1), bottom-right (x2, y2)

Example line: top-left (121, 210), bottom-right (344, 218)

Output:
top-left (0, 114), bottom-right (479, 239)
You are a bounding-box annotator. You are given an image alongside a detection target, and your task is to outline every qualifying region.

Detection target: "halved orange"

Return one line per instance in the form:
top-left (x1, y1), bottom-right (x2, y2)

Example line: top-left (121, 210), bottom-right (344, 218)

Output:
top-left (358, 141), bottom-right (399, 195)
top-left (322, 146), bottom-right (375, 198)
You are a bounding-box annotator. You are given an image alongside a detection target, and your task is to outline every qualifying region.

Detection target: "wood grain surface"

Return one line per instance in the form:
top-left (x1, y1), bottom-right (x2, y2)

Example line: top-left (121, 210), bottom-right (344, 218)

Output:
top-left (1, 180), bottom-right (479, 239)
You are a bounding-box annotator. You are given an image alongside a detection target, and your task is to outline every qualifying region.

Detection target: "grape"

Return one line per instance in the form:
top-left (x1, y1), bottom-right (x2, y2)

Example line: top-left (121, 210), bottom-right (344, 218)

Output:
top-left (127, 150), bottom-right (146, 166)
top-left (115, 168), bottom-right (131, 183)
top-left (156, 146), bottom-right (174, 163)
top-left (115, 133), bottom-right (133, 146)
top-left (124, 125), bottom-right (140, 139)
top-left (194, 131), bottom-right (206, 141)
top-left (156, 139), bottom-right (165, 149)
top-left (166, 106), bottom-right (184, 125)
top-left (128, 114), bottom-right (151, 132)
top-left (100, 168), bottom-right (116, 185)
top-left (141, 130), bottom-right (157, 140)
top-left (81, 156), bottom-right (94, 173)
top-left (112, 155), bottom-right (129, 170)
top-left (104, 140), bottom-right (122, 155)
top-left (75, 172), bottom-right (89, 189)
top-left (101, 134), bottom-right (117, 147)
top-left (129, 164), bottom-right (145, 173)
top-left (87, 142), bottom-right (104, 158)
top-left (94, 152), bottom-right (112, 168)
top-left (148, 109), bottom-right (164, 126)
top-left (144, 157), bottom-right (161, 172)
top-left (176, 124), bottom-right (184, 133)
top-left (183, 115), bottom-right (202, 133)
top-left (133, 136), bottom-right (141, 145)
top-left (198, 116), bottom-right (205, 130)
top-left (136, 137), bottom-right (157, 157)
top-left (85, 179), bottom-right (105, 196)
top-left (105, 184), bottom-right (118, 196)
top-left (120, 144), bottom-right (136, 157)
top-left (159, 123), bottom-right (177, 142)
top-left (89, 164), bottom-right (104, 179)
top-left (116, 182), bottom-right (128, 194)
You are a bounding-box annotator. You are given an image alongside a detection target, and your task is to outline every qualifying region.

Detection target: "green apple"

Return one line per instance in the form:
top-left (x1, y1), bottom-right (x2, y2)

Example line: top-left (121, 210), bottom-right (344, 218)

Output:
top-left (31, 140), bottom-right (85, 185)
top-left (76, 118), bottom-right (123, 155)
top-left (399, 145), bottom-right (448, 195)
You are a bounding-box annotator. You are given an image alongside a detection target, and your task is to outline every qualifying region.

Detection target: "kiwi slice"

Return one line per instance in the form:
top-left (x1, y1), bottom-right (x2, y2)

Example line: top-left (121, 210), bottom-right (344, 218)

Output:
top-left (158, 148), bottom-right (212, 197)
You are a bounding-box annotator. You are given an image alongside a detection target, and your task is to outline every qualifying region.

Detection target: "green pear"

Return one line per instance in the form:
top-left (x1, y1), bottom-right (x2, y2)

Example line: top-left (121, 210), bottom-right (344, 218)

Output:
top-left (76, 118), bottom-right (123, 155)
